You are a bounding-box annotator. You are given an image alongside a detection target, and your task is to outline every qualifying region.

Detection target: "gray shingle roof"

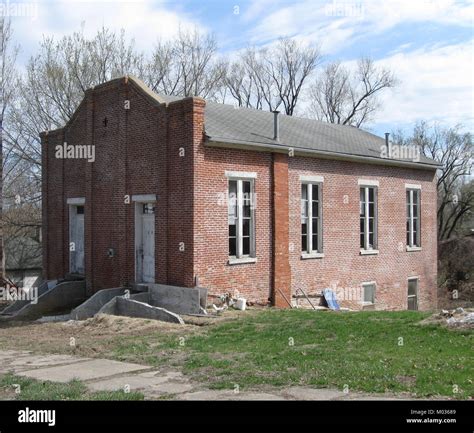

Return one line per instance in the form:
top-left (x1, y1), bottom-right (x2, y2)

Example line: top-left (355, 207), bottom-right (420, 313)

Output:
top-left (203, 102), bottom-right (438, 168)
top-left (129, 76), bottom-right (438, 169)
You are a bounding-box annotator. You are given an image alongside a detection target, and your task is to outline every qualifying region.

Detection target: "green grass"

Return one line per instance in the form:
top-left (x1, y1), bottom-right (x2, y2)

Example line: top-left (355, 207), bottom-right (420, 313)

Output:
top-left (111, 310), bottom-right (473, 398)
top-left (0, 373), bottom-right (144, 401)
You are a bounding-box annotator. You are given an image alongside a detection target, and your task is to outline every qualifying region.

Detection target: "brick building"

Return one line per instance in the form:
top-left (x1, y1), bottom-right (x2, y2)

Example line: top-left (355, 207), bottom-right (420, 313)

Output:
top-left (41, 76), bottom-right (439, 310)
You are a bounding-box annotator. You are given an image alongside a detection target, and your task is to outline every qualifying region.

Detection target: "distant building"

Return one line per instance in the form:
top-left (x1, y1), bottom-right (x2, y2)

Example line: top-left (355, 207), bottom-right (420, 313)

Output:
top-left (5, 235), bottom-right (42, 291)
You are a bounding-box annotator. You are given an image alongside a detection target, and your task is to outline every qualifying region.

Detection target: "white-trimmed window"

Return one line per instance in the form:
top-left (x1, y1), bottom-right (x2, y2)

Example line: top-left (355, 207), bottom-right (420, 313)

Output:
top-left (301, 182), bottom-right (322, 254)
top-left (228, 178), bottom-right (255, 259)
top-left (406, 189), bottom-right (421, 248)
top-left (408, 278), bottom-right (418, 310)
top-left (360, 186), bottom-right (377, 250)
top-left (362, 282), bottom-right (376, 304)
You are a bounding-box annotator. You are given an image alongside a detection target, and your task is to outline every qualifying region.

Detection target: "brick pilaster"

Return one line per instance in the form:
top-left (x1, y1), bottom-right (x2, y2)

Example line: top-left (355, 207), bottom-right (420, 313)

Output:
top-left (84, 89), bottom-right (95, 295)
top-left (272, 153), bottom-right (292, 308)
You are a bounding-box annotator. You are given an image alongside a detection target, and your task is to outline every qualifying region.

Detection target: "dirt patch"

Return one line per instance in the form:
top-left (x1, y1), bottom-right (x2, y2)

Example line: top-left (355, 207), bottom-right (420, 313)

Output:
top-left (396, 375), bottom-right (417, 387)
top-left (0, 314), bottom-right (195, 360)
top-left (0, 309), bottom-right (257, 361)
top-left (63, 314), bottom-right (191, 335)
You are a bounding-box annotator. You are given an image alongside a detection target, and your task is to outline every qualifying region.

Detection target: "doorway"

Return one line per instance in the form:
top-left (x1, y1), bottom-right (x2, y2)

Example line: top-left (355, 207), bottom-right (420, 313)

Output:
top-left (69, 204), bottom-right (85, 274)
top-left (135, 202), bottom-right (155, 283)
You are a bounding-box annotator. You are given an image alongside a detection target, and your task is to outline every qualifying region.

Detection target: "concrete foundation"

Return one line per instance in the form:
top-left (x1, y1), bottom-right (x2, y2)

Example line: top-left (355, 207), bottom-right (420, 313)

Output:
top-left (98, 297), bottom-right (184, 324)
top-left (148, 284), bottom-right (207, 315)
top-left (5, 280), bottom-right (207, 324)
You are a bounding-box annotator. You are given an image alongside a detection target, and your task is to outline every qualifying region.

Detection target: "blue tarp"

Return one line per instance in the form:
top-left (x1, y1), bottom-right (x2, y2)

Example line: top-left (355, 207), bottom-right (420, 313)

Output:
top-left (322, 289), bottom-right (340, 310)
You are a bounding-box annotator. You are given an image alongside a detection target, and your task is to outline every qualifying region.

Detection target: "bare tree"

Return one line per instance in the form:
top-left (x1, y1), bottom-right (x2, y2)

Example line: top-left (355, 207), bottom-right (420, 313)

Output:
top-left (145, 28), bottom-right (226, 99)
top-left (393, 122), bottom-right (473, 240)
top-left (225, 38), bottom-right (321, 115)
top-left (1, 17), bottom-right (19, 278)
top-left (4, 25), bottom-right (145, 275)
top-left (9, 25), bottom-right (144, 175)
top-left (309, 57), bottom-right (398, 127)
top-left (224, 60), bottom-right (264, 109)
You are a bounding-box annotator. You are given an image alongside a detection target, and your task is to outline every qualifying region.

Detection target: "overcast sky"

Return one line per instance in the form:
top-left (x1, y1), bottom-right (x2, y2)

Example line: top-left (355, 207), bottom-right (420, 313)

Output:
top-left (6, 0), bottom-right (474, 136)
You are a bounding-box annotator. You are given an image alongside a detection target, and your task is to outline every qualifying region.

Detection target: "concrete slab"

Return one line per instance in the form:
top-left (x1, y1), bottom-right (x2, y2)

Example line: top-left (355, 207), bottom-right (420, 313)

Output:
top-left (0, 350), bottom-right (32, 361)
top-left (147, 382), bottom-right (194, 395)
top-left (282, 386), bottom-right (346, 400)
top-left (0, 351), bottom-right (34, 372)
top-left (337, 393), bottom-right (411, 401)
top-left (140, 370), bottom-right (183, 380)
top-left (179, 390), bottom-right (285, 400)
top-left (17, 359), bottom-right (150, 383)
top-left (236, 392), bottom-right (285, 400)
top-left (5, 354), bottom-right (91, 373)
top-left (86, 371), bottom-right (183, 392)
top-left (178, 390), bottom-right (233, 400)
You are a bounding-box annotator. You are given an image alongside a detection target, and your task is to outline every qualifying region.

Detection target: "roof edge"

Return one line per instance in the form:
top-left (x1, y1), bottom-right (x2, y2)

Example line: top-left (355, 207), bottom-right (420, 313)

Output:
top-left (206, 137), bottom-right (441, 171)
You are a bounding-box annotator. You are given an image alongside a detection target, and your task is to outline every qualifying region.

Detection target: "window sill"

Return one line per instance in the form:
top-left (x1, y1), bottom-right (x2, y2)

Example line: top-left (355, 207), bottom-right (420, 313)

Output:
top-left (406, 246), bottom-right (422, 252)
top-left (360, 249), bottom-right (379, 256)
top-left (228, 257), bottom-right (257, 265)
top-left (301, 252), bottom-right (324, 260)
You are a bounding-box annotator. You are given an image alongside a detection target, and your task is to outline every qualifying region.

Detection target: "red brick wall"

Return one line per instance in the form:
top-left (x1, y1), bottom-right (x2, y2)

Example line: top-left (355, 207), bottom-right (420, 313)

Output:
top-left (192, 143), bottom-right (273, 304)
top-left (41, 129), bottom-right (65, 280)
top-left (272, 153), bottom-right (292, 308)
top-left (42, 78), bottom-right (194, 292)
top-left (166, 97), bottom-right (200, 288)
top-left (288, 157), bottom-right (438, 310)
top-left (42, 78), bottom-right (438, 310)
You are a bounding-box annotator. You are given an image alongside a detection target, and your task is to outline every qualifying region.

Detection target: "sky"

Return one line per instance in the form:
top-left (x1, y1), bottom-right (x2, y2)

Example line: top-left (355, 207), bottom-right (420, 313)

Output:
top-left (5, 0), bottom-right (474, 137)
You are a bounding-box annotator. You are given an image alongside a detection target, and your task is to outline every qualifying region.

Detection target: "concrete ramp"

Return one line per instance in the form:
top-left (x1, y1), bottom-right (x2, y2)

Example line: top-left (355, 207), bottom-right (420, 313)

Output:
top-left (98, 296), bottom-right (184, 324)
top-left (0, 280), bottom-right (57, 316)
top-left (70, 287), bottom-right (128, 320)
top-left (69, 283), bottom-right (207, 324)
top-left (0, 280), bottom-right (86, 321)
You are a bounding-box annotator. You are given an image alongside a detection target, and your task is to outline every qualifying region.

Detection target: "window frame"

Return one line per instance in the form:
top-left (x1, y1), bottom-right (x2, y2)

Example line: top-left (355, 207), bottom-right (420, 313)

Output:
top-left (406, 187), bottom-right (421, 249)
top-left (227, 174), bottom-right (256, 263)
top-left (362, 281), bottom-right (376, 305)
top-left (301, 181), bottom-right (323, 257)
top-left (407, 277), bottom-right (419, 310)
top-left (359, 185), bottom-right (378, 253)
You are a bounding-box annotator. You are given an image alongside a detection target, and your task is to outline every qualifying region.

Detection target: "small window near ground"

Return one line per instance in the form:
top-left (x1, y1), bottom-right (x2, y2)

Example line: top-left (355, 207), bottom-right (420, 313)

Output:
top-left (408, 278), bottom-right (418, 310)
top-left (362, 283), bottom-right (376, 304)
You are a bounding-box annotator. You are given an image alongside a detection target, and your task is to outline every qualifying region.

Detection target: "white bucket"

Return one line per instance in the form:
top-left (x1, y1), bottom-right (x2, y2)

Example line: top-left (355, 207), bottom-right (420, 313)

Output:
top-left (235, 298), bottom-right (247, 311)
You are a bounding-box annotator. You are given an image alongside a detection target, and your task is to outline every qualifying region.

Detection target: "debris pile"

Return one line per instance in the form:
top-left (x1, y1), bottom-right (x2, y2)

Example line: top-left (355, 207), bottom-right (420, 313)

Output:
top-left (423, 307), bottom-right (474, 328)
top-left (211, 293), bottom-right (248, 314)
